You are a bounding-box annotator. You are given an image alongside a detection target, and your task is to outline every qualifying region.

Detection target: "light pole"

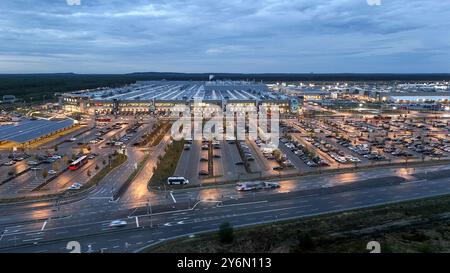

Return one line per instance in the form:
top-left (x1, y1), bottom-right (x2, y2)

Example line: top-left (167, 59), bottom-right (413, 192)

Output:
top-left (147, 199), bottom-right (153, 228)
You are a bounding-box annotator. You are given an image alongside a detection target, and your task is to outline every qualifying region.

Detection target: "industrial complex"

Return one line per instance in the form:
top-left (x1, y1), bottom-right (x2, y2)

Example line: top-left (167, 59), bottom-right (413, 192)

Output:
top-left (61, 81), bottom-right (296, 115)
top-left (2, 78), bottom-right (450, 255)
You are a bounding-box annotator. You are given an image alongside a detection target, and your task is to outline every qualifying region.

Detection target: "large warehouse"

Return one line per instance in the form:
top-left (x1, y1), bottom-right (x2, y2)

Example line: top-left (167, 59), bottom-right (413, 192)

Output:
top-left (62, 81), bottom-right (297, 115)
top-left (0, 118), bottom-right (76, 147)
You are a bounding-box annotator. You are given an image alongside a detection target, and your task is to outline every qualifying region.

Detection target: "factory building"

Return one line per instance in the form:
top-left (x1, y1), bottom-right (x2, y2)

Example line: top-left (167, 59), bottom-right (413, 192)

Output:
top-left (62, 81), bottom-right (298, 115)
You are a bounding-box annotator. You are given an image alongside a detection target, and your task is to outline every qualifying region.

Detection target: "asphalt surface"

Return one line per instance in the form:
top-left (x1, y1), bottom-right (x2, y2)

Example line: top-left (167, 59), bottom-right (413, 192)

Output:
top-left (1, 163), bottom-right (450, 253)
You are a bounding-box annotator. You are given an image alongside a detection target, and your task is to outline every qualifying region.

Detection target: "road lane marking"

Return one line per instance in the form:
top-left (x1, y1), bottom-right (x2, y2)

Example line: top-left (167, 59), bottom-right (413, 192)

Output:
top-left (218, 200), bottom-right (268, 208)
top-left (401, 179), bottom-right (427, 185)
top-left (89, 197), bottom-right (112, 200)
top-left (127, 207), bottom-right (138, 218)
top-left (170, 191), bottom-right (176, 203)
top-left (22, 238), bottom-right (43, 242)
top-left (0, 229), bottom-right (7, 242)
top-left (135, 216), bottom-right (140, 228)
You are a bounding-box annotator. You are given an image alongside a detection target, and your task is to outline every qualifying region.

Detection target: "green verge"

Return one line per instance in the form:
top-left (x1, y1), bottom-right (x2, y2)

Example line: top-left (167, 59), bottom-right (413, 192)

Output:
top-left (81, 153), bottom-right (127, 190)
top-left (140, 122), bottom-right (171, 147)
top-left (145, 194), bottom-right (450, 253)
top-left (148, 140), bottom-right (185, 188)
top-left (150, 123), bottom-right (171, 147)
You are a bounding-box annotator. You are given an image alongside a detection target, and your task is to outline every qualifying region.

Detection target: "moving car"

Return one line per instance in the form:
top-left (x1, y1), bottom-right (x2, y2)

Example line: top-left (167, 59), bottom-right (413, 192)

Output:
top-left (109, 220), bottom-right (127, 227)
top-left (68, 183), bottom-right (82, 190)
top-left (167, 177), bottom-right (189, 185)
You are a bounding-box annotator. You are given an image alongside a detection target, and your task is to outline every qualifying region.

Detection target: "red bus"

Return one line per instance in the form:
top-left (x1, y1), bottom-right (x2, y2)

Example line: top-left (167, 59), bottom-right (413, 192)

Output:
top-left (96, 118), bottom-right (112, 123)
top-left (68, 155), bottom-right (88, 171)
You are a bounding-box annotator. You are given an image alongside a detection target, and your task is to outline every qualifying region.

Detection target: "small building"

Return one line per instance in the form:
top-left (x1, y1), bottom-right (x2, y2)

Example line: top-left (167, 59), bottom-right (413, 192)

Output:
top-left (387, 92), bottom-right (450, 103)
top-left (1, 95), bottom-right (17, 104)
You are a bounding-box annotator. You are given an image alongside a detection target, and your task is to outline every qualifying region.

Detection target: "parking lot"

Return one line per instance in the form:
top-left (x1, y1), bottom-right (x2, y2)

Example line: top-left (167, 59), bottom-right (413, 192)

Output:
top-left (282, 114), bottom-right (450, 170)
top-left (146, 112), bottom-right (450, 188)
top-left (174, 138), bottom-right (251, 185)
top-left (0, 118), bottom-right (153, 197)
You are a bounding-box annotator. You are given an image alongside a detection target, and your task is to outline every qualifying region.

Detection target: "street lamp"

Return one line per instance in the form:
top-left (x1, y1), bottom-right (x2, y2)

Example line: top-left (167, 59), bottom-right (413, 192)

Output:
top-left (147, 199), bottom-right (153, 228)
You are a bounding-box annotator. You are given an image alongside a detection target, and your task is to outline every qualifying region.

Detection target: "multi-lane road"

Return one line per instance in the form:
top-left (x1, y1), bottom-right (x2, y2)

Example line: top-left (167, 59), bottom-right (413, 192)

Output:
top-left (1, 162), bottom-right (450, 253)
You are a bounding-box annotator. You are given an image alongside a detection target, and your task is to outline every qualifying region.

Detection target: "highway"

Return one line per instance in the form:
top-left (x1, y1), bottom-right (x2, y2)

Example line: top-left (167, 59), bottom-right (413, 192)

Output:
top-left (0, 163), bottom-right (450, 253)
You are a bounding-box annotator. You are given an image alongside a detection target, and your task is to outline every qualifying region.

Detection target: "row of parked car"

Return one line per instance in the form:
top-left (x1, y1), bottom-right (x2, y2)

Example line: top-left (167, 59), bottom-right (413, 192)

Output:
top-left (281, 138), bottom-right (328, 168)
top-left (254, 138), bottom-right (292, 170)
top-left (238, 141), bottom-right (255, 162)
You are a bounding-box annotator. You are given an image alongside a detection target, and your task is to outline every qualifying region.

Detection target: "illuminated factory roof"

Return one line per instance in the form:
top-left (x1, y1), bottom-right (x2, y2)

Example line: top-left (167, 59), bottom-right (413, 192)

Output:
top-left (66, 81), bottom-right (287, 102)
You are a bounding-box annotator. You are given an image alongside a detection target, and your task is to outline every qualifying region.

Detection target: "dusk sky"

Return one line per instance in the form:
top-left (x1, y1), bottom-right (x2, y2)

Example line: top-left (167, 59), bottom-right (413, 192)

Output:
top-left (1, 0), bottom-right (450, 74)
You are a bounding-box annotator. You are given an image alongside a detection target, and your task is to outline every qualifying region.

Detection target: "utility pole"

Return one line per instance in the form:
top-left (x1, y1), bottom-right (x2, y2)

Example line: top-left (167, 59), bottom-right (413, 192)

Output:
top-left (147, 199), bottom-right (153, 228)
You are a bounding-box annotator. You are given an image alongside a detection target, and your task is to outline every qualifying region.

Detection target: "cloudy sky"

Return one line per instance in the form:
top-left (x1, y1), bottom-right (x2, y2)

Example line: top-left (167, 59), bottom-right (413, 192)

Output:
top-left (1, 0), bottom-right (450, 74)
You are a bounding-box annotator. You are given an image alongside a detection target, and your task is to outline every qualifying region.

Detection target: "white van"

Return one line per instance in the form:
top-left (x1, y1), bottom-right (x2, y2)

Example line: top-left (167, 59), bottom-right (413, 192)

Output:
top-left (167, 177), bottom-right (189, 185)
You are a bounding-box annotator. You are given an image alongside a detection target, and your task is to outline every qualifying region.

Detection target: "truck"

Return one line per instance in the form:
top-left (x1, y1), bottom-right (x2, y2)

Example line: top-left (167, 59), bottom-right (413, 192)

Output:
top-left (235, 181), bottom-right (280, 191)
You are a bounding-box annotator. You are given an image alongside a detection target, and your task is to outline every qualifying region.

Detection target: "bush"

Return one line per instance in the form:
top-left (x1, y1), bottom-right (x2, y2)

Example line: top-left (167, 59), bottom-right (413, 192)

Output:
top-left (218, 222), bottom-right (234, 244)
top-left (297, 232), bottom-right (315, 251)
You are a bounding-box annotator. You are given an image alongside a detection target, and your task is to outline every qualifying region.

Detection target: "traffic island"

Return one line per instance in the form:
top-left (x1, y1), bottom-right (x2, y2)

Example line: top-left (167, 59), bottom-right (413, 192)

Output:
top-left (148, 140), bottom-right (185, 189)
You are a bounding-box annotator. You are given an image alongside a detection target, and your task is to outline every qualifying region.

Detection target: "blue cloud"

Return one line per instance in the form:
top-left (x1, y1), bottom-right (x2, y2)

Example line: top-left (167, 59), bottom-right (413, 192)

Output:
top-left (0, 0), bottom-right (449, 73)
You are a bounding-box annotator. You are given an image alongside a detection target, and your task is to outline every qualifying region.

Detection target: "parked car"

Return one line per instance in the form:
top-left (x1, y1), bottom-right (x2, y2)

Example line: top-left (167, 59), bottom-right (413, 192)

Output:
top-left (4, 161), bottom-right (16, 166)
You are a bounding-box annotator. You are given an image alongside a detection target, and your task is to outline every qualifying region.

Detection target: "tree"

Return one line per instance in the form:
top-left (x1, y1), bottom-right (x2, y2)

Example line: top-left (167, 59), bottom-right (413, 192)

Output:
top-left (273, 149), bottom-right (282, 162)
top-left (42, 169), bottom-right (48, 179)
top-left (218, 222), bottom-right (234, 244)
top-left (52, 161), bottom-right (60, 171)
